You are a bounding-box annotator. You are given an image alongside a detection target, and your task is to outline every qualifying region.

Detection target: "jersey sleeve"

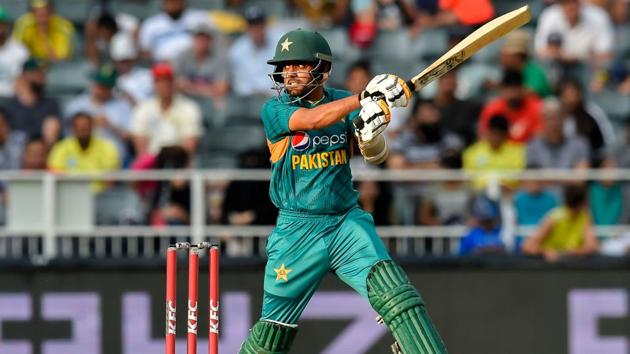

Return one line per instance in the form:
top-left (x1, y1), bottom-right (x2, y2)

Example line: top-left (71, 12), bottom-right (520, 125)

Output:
top-left (260, 99), bottom-right (300, 142)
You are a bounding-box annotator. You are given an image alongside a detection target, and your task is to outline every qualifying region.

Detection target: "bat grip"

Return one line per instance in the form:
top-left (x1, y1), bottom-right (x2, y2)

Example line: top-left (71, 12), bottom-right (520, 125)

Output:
top-left (405, 79), bottom-right (417, 91)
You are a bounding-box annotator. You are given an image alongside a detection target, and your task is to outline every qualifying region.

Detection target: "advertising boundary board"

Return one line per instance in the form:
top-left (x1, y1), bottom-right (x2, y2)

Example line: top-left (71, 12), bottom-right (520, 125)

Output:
top-left (1, 258), bottom-right (629, 354)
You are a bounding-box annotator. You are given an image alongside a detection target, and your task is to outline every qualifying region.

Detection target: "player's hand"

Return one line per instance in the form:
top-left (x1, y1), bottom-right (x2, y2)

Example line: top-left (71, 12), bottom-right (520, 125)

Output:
top-left (360, 74), bottom-right (412, 108)
top-left (353, 96), bottom-right (391, 142)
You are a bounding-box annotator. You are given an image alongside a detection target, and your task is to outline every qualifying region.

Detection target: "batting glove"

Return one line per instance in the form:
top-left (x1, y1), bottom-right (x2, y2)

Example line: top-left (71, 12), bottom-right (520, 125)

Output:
top-left (360, 74), bottom-right (412, 108)
top-left (353, 96), bottom-right (391, 142)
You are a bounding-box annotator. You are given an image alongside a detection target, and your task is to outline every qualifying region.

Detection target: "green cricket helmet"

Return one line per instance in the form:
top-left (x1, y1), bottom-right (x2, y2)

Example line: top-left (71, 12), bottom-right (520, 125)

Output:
top-left (268, 28), bottom-right (333, 84)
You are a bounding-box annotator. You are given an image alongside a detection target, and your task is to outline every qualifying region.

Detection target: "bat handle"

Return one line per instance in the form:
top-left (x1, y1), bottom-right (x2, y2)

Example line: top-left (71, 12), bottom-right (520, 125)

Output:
top-left (405, 79), bottom-right (417, 92)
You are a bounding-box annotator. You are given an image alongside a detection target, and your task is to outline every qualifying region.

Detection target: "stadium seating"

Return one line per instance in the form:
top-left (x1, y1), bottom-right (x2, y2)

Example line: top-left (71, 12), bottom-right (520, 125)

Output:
top-left (368, 30), bottom-right (413, 63)
top-left (95, 184), bottom-right (145, 225)
top-left (318, 28), bottom-right (360, 63)
top-left (109, 0), bottom-right (161, 20)
top-left (3, 1), bottom-right (27, 21)
top-left (199, 153), bottom-right (239, 168)
top-left (54, 0), bottom-right (92, 25)
top-left (410, 29), bottom-right (448, 62)
top-left (198, 124), bottom-right (266, 168)
top-left (592, 89), bottom-right (630, 123)
top-left (46, 59), bottom-right (92, 95)
top-left (493, 0), bottom-right (530, 16)
top-left (223, 95), bottom-right (268, 127)
top-left (187, 0), bottom-right (223, 10)
top-left (204, 125), bottom-right (265, 152)
top-left (614, 25), bottom-right (630, 60)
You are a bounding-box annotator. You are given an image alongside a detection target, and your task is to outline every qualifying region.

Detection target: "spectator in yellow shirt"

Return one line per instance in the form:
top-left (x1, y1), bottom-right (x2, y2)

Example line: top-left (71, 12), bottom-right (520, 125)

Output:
top-left (522, 184), bottom-right (599, 262)
top-left (463, 115), bottom-right (525, 190)
top-left (12, 0), bottom-right (75, 62)
top-left (48, 112), bottom-right (120, 191)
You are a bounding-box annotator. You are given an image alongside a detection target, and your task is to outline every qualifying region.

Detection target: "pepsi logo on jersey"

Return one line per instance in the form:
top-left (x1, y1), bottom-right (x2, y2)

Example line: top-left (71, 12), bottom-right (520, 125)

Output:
top-left (291, 131), bottom-right (311, 151)
top-left (291, 131), bottom-right (347, 151)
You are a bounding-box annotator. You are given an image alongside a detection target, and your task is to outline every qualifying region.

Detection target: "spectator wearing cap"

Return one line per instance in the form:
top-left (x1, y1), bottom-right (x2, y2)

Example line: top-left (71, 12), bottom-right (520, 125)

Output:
top-left (4, 58), bottom-right (61, 147)
top-left (478, 70), bottom-right (543, 144)
top-left (110, 32), bottom-right (154, 106)
top-left (139, 0), bottom-right (211, 61)
top-left (65, 64), bottom-right (133, 163)
top-left (0, 6), bottom-right (28, 97)
top-left (173, 22), bottom-right (229, 101)
top-left (458, 196), bottom-right (505, 256)
top-left (526, 97), bottom-right (590, 170)
top-left (48, 112), bottom-right (120, 192)
top-left (228, 6), bottom-right (282, 96)
top-left (522, 184), bottom-right (598, 262)
top-left (131, 63), bottom-right (203, 157)
top-left (498, 30), bottom-right (552, 98)
top-left (464, 115), bottom-right (525, 191)
top-left (12, 0), bottom-right (75, 62)
top-left (535, 0), bottom-right (613, 67)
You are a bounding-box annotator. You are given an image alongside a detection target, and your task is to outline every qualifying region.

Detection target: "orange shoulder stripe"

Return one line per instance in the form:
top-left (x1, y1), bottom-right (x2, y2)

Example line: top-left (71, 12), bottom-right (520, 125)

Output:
top-left (267, 137), bottom-right (290, 163)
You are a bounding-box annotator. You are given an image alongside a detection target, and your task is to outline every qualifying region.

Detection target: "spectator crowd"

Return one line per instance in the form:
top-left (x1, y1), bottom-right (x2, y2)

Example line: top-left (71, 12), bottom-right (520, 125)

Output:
top-left (1, 0), bottom-right (630, 258)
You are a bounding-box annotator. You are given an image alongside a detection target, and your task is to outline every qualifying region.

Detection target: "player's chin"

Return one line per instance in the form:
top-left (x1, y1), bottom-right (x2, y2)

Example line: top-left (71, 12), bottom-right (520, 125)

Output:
top-left (286, 85), bottom-right (307, 97)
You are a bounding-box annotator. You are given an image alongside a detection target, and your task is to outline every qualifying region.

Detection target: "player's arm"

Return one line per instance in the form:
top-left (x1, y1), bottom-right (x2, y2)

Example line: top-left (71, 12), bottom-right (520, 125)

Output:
top-left (289, 73), bottom-right (411, 132)
top-left (521, 216), bottom-right (554, 255)
top-left (568, 219), bottom-right (599, 256)
top-left (288, 95), bottom-right (360, 131)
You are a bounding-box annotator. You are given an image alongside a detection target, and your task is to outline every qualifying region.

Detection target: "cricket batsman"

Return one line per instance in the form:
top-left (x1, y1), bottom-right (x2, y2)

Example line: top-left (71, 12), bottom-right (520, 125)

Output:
top-left (239, 28), bottom-right (448, 354)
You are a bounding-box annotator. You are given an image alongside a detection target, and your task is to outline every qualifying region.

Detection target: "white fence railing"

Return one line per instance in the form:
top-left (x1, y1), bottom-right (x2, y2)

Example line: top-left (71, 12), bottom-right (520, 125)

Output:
top-left (0, 168), bottom-right (629, 260)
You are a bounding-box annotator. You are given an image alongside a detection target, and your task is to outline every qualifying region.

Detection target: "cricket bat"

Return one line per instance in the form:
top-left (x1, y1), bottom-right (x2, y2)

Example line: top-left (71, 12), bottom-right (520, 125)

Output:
top-left (407, 5), bottom-right (532, 91)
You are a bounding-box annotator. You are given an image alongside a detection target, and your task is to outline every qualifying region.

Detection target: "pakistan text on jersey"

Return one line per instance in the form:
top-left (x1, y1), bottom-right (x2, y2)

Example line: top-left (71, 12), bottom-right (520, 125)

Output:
top-left (291, 149), bottom-right (348, 170)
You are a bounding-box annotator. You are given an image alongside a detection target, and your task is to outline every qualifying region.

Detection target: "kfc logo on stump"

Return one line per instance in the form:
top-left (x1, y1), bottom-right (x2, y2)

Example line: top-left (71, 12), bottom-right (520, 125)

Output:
top-left (292, 131), bottom-right (310, 151)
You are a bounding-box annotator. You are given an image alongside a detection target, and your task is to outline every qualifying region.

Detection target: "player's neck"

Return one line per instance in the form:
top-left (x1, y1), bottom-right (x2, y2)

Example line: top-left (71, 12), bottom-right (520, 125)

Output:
top-left (304, 86), bottom-right (324, 103)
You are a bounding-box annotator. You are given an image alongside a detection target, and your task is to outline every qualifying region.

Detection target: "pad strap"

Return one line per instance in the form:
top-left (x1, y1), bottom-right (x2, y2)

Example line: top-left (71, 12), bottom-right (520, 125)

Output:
top-left (367, 261), bottom-right (448, 354)
top-left (239, 319), bottom-right (298, 354)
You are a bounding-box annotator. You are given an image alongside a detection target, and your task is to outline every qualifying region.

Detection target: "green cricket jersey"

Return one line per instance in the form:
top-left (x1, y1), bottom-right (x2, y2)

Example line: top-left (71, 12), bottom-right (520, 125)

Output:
top-left (260, 87), bottom-right (360, 214)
